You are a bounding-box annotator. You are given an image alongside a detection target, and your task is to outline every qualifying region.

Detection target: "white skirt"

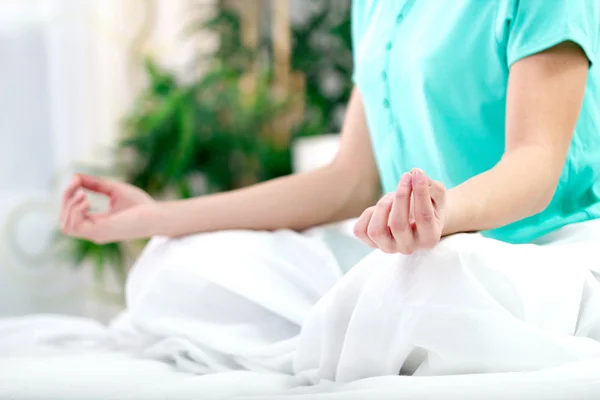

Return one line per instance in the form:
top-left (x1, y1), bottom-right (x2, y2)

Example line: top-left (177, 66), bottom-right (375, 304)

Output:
top-left (2, 219), bottom-right (600, 384)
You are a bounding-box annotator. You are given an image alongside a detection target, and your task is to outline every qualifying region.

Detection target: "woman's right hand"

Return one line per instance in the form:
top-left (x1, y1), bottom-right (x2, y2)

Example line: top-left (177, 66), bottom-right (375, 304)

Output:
top-left (60, 174), bottom-right (160, 243)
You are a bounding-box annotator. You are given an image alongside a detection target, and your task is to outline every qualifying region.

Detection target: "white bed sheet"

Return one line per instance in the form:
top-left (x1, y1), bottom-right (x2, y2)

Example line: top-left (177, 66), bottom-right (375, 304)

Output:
top-left (1, 352), bottom-right (599, 400)
top-left (0, 352), bottom-right (294, 400)
top-left (2, 220), bottom-right (600, 399)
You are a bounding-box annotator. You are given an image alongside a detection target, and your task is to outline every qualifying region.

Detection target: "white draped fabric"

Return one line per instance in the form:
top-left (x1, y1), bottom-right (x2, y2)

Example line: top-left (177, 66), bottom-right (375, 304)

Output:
top-left (1, 219), bottom-right (600, 399)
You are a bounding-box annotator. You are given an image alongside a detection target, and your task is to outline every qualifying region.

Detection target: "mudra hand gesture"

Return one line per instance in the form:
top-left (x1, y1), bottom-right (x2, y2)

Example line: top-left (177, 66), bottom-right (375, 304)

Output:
top-left (354, 169), bottom-right (446, 254)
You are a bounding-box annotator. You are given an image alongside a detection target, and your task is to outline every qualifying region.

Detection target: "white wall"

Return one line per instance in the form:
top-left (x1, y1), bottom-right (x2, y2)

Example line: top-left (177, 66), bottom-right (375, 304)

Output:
top-left (0, 0), bottom-right (85, 317)
top-left (0, 0), bottom-right (216, 320)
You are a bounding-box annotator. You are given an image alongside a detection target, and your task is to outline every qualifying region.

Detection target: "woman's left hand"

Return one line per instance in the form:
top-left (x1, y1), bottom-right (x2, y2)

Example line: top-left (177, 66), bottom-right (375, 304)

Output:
top-left (354, 169), bottom-right (447, 254)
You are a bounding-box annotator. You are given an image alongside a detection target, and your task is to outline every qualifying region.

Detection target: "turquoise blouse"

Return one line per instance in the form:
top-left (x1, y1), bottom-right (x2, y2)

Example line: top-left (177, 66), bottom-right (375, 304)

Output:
top-left (352, 0), bottom-right (600, 243)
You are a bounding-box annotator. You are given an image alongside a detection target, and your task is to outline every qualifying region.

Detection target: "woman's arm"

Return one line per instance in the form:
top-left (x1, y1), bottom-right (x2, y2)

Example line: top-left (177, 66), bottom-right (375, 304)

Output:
top-left (353, 42), bottom-right (590, 254)
top-left (153, 88), bottom-right (380, 237)
top-left (443, 42), bottom-right (589, 236)
top-left (61, 88), bottom-right (379, 243)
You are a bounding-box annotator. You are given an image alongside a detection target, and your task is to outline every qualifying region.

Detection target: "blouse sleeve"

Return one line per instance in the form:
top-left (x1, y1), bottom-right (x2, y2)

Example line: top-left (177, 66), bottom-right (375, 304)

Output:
top-left (506, 0), bottom-right (600, 68)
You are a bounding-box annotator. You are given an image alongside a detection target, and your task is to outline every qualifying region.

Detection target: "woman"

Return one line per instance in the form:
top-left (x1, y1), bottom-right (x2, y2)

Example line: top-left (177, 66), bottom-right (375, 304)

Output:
top-left (60, 0), bottom-right (600, 380)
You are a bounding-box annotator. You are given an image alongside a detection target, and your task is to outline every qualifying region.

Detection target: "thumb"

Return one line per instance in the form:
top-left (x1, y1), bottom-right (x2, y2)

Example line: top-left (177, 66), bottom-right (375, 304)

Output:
top-left (83, 209), bottom-right (138, 243)
top-left (77, 213), bottom-right (116, 244)
top-left (429, 181), bottom-right (446, 206)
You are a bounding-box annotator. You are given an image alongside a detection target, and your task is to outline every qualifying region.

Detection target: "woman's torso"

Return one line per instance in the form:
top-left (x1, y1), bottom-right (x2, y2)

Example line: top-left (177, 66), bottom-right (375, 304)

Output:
top-left (352, 0), bottom-right (600, 243)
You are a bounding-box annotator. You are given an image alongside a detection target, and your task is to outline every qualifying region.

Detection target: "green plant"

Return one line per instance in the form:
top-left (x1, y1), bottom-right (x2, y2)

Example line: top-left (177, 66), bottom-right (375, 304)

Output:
top-left (291, 0), bottom-right (352, 134)
top-left (120, 59), bottom-right (293, 197)
top-left (55, 234), bottom-right (127, 282)
top-left (59, 0), bottom-right (353, 286)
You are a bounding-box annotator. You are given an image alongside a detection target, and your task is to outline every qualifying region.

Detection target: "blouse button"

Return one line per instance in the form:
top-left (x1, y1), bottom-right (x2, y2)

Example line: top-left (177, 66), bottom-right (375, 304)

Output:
top-left (383, 99), bottom-right (390, 108)
top-left (396, 13), bottom-right (404, 23)
top-left (385, 41), bottom-right (393, 51)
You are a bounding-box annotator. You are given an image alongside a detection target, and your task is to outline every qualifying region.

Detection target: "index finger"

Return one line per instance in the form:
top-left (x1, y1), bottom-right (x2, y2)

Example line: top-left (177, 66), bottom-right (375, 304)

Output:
top-left (412, 169), bottom-right (434, 216)
top-left (412, 169), bottom-right (436, 242)
top-left (388, 173), bottom-right (415, 252)
top-left (78, 174), bottom-right (115, 196)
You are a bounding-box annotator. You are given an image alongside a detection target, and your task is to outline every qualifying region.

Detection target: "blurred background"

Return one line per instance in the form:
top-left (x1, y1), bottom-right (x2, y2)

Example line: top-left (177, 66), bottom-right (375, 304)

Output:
top-left (0, 0), bottom-right (352, 321)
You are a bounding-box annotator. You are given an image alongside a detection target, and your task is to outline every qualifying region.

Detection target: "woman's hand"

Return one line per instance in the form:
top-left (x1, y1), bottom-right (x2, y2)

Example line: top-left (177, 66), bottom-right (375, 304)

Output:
top-left (60, 174), bottom-right (159, 243)
top-left (354, 169), bottom-right (446, 254)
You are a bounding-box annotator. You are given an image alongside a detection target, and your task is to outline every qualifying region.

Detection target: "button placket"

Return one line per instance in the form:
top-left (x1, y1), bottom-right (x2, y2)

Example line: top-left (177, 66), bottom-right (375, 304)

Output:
top-left (381, 1), bottom-right (415, 137)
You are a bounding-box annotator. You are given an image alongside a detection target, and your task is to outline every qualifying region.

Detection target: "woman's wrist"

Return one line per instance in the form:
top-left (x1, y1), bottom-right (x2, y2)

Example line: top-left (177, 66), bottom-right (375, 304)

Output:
top-left (143, 201), bottom-right (172, 237)
top-left (441, 188), bottom-right (473, 237)
top-left (148, 198), bottom-right (211, 238)
top-left (441, 189), bottom-right (457, 237)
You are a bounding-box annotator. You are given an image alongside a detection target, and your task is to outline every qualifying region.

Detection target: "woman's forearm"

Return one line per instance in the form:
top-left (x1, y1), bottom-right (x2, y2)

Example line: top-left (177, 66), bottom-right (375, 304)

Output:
top-left (442, 145), bottom-right (563, 236)
top-left (441, 42), bottom-right (589, 237)
top-left (151, 163), bottom-right (377, 237)
top-left (146, 88), bottom-right (378, 238)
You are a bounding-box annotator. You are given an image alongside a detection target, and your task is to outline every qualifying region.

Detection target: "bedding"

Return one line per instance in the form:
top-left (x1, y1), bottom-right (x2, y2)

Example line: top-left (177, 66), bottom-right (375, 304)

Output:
top-left (1, 352), bottom-right (600, 400)
top-left (1, 219), bottom-right (600, 399)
